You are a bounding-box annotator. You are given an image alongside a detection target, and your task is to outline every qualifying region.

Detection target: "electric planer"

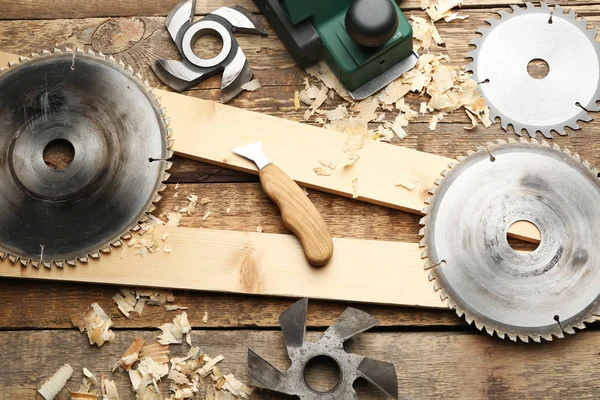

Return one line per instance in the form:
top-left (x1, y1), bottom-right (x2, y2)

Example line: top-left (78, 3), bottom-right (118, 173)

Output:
top-left (255, 0), bottom-right (418, 99)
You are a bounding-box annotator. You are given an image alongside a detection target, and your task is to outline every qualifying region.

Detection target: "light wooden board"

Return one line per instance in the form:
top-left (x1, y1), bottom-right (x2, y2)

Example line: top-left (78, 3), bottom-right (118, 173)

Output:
top-left (2, 330), bottom-right (600, 400)
top-left (0, 227), bottom-right (444, 308)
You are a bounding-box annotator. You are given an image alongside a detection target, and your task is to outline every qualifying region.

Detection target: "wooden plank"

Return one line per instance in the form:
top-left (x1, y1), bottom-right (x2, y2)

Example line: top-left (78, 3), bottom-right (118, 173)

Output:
top-left (0, 0), bottom-right (598, 19)
top-left (0, 227), bottom-right (442, 308)
top-left (2, 330), bottom-right (600, 399)
top-left (0, 280), bottom-right (460, 329)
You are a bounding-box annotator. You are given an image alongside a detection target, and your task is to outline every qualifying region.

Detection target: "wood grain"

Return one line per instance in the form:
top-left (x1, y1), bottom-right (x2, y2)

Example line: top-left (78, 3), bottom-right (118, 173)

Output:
top-left (0, 227), bottom-right (443, 308)
top-left (259, 163), bottom-right (333, 266)
top-left (2, 330), bottom-right (600, 399)
top-left (0, 280), bottom-right (461, 329)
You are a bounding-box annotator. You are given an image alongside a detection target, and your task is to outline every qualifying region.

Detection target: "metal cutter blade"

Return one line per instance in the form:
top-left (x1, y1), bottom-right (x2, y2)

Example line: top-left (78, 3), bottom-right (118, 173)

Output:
top-left (421, 139), bottom-right (600, 342)
top-left (467, 2), bottom-right (600, 138)
top-left (153, 1), bottom-right (267, 102)
top-left (0, 49), bottom-right (171, 267)
top-left (248, 298), bottom-right (399, 399)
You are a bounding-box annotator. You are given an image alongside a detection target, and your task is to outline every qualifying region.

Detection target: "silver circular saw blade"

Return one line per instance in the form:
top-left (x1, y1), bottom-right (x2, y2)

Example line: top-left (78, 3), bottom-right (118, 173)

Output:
top-left (467, 3), bottom-right (600, 138)
top-left (0, 49), bottom-right (172, 267)
top-left (420, 139), bottom-right (600, 342)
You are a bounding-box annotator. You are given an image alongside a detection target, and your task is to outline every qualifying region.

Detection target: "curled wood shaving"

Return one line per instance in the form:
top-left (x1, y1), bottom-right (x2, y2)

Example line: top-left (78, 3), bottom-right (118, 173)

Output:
top-left (166, 212), bottom-right (182, 227)
top-left (305, 60), bottom-right (352, 101)
top-left (71, 303), bottom-right (114, 347)
top-left (38, 364), bottom-right (73, 400)
top-left (158, 312), bottom-right (192, 345)
top-left (118, 337), bottom-right (145, 371)
top-left (324, 104), bottom-right (348, 121)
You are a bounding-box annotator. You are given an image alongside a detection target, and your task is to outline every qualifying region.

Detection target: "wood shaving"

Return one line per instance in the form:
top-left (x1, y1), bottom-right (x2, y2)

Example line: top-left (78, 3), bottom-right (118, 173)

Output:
top-left (429, 114), bottom-right (439, 130)
top-left (351, 178), bottom-right (359, 199)
top-left (117, 337), bottom-right (145, 371)
top-left (158, 312), bottom-right (192, 345)
top-left (165, 305), bottom-right (189, 311)
top-left (71, 303), bottom-right (115, 347)
top-left (394, 173), bottom-right (419, 190)
top-left (226, 207), bottom-right (231, 214)
top-left (186, 194), bottom-right (198, 216)
top-left (199, 355), bottom-right (225, 377)
top-left (113, 289), bottom-right (137, 318)
top-left (200, 197), bottom-right (211, 205)
top-left (202, 211), bottom-right (212, 221)
top-left (102, 377), bottom-right (120, 400)
top-left (256, 226), bottom-right (263, 233)
top-left (324, 105), bottom-right (348, 121)
top-left (241, 79), bottom-right (261, 92)
top-left (294, 90), bottom-right (300, 110)
top-left (202, 312), bottom-right (208, 324)
top-left (38, 364), bottom-right (73, 400)
top-left (305, 60), bottom-right (352, 101)
top-left (166, 212), bottom-right (182, 227)
top-left (313, 166), bottom-right (332, 176)
top-left (303, 85), bottom-right (328, 120)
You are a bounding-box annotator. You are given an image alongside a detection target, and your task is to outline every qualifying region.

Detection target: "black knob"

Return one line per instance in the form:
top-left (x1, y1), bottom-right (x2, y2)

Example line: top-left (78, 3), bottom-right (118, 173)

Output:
top-left (345, 0), bottom-right (399, 48)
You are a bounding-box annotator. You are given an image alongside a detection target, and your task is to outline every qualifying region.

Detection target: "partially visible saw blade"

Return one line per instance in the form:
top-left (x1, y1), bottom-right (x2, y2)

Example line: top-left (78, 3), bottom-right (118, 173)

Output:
top-left (467, 2), bottom-right (600, 138)
top-left (421, 139), bottom-right (600, 342)
top-left (0, 49), bottom-right (171, 267)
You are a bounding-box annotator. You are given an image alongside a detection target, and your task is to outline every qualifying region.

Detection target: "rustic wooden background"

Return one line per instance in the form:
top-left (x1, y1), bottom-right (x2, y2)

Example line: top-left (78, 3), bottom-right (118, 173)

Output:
top-left (1, 0), bottom-right (600, 399)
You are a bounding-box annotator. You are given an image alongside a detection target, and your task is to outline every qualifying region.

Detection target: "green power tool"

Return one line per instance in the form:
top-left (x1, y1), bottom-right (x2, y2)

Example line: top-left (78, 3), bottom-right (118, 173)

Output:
top-left (255, 0), bottom-right (418, 100)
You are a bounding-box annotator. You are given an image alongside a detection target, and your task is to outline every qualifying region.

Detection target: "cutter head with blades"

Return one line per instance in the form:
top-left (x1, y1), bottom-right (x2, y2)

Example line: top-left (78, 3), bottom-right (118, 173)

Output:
top-left (248, 298), bottom-right (399, 399)
top-left (420, 139), bottom-right (600, 342)
top-left (467, 2), bottom-right (600, 138)
top-left (0, 49), bottom-right (171, 268)
top-left (153, 0), bottom-right (268, 103)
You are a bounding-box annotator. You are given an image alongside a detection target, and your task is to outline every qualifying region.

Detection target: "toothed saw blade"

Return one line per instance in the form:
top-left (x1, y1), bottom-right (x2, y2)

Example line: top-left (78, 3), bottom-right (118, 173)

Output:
top-left (421, 140), bottom-right (600, 342)
top-left (467, 3), bottom-right (600, 138)
top-left (0, 50), bottom-right (170, 267)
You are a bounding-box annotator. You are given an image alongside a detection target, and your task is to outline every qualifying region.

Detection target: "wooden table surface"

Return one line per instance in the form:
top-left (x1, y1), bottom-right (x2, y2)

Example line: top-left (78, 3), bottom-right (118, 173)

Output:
top-left (2, 1), bottom-right (600, 399)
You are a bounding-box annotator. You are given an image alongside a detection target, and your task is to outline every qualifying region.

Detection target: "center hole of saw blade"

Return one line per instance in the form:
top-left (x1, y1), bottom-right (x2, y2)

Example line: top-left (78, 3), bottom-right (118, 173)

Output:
top-left (193, 32), bottom-right (224, 60)
top-left (303, 355), bottom-right (341, 393)
top-left (43, 138), bottom-right (75, 170)
top-left (507, 220), bottom-right (541, 253)
top-left (527, 59), bottom-right (550, 80)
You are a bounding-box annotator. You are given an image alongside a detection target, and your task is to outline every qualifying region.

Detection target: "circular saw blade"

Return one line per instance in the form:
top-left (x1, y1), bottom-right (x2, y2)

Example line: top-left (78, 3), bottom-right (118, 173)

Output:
top-left (420, 139), bottom-right (600, 342)
top-left (467, 3), bottom-right (600, 138)
top-left (0, 49), bottom-right (171, 267)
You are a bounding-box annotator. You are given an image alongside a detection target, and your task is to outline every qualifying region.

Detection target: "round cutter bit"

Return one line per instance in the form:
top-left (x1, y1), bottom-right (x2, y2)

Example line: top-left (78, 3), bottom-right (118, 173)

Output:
top-left (152, 0), bottom-right (268, 103)
top-left (248, 298), bottom-right (399, 399)
top-left (467, 3), bottom-right (600, 138)
top-left (0, 49), bottom-right (171, 267)
top-left (420, 139), bottom-right (600, 342)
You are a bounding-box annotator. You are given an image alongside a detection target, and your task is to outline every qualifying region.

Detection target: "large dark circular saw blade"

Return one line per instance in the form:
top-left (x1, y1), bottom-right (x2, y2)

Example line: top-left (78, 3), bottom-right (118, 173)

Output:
top-left (421, 140), bottom-right (600, 342)
top-left (0, 51), bottom-right (170, 266)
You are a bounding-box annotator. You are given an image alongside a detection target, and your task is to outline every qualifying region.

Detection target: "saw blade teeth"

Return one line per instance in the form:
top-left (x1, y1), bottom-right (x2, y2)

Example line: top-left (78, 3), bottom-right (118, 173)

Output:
top-left (20, 258), bottom-right (29, 267)
top-left (0, 252), bottom-right (6, 260)
top-left (78, 256), bottom-right (89, 263)
top-left (75, 47), bottom-right (84, 54)
top-left (8, 255), bottom-right (18, 264)
top-left (509, 4), bottom-right (521, 13)
top-left (419, 216), bottom-right (427, 226)
top-left (147, 204), bottom-right (157, 213)
top-left (67, 259), bottom-right (77, 267)
top-left (521, 335), bottom-right (532, 344)
top-left (507, 333), bottom-right (517, 342)
top-left (55, 261), bottom-right (64, 268)
top-left (432, 281), bottom-right (441, 291)
top-left (100, 246), bottom-right (111, 254)
top-left (112, 239), bottom-right (124, 247)
top-left (420, 239), bottom-right (427, 249)
top-left (90, 252), bottom-right (100, 259)
top-left (65, 47), bottom-right (74, 54)
top-left (42, 49), bottom-right (51, 55)
top-left (52, 48), bottom-right (63, 54)
top-left (541, 333), bottom-right (553, 342)
top-left (43, 262), bottom-right (52, 269)
top-left (31, 261), bottom-right (39, 268)
top-left (418, 226), bottom-right (426, 237)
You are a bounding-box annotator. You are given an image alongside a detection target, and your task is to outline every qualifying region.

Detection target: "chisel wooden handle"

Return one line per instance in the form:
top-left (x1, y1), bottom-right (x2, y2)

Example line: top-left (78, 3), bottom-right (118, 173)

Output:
top-left (259, 163), bottom-right (334, 267)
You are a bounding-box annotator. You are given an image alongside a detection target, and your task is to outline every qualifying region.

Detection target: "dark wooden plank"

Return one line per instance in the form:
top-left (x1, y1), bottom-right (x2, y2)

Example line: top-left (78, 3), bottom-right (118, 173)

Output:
top-left (0, 280), bottom-right (459, 329)
top-left (2, 330), bottom-right (600, 399)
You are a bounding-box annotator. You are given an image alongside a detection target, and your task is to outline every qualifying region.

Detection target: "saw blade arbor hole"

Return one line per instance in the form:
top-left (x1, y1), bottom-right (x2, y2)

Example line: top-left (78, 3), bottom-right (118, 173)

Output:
top-left (527, 59), bottom-right (550, 79)
top-left (507, 220), bottom-right (541, 253)
top-left (43, 138), bottom-right (75, 170)
top-left (193, 33), bottom-right (224, 60)
top-left (303, 355), bottom-right (341, 393)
